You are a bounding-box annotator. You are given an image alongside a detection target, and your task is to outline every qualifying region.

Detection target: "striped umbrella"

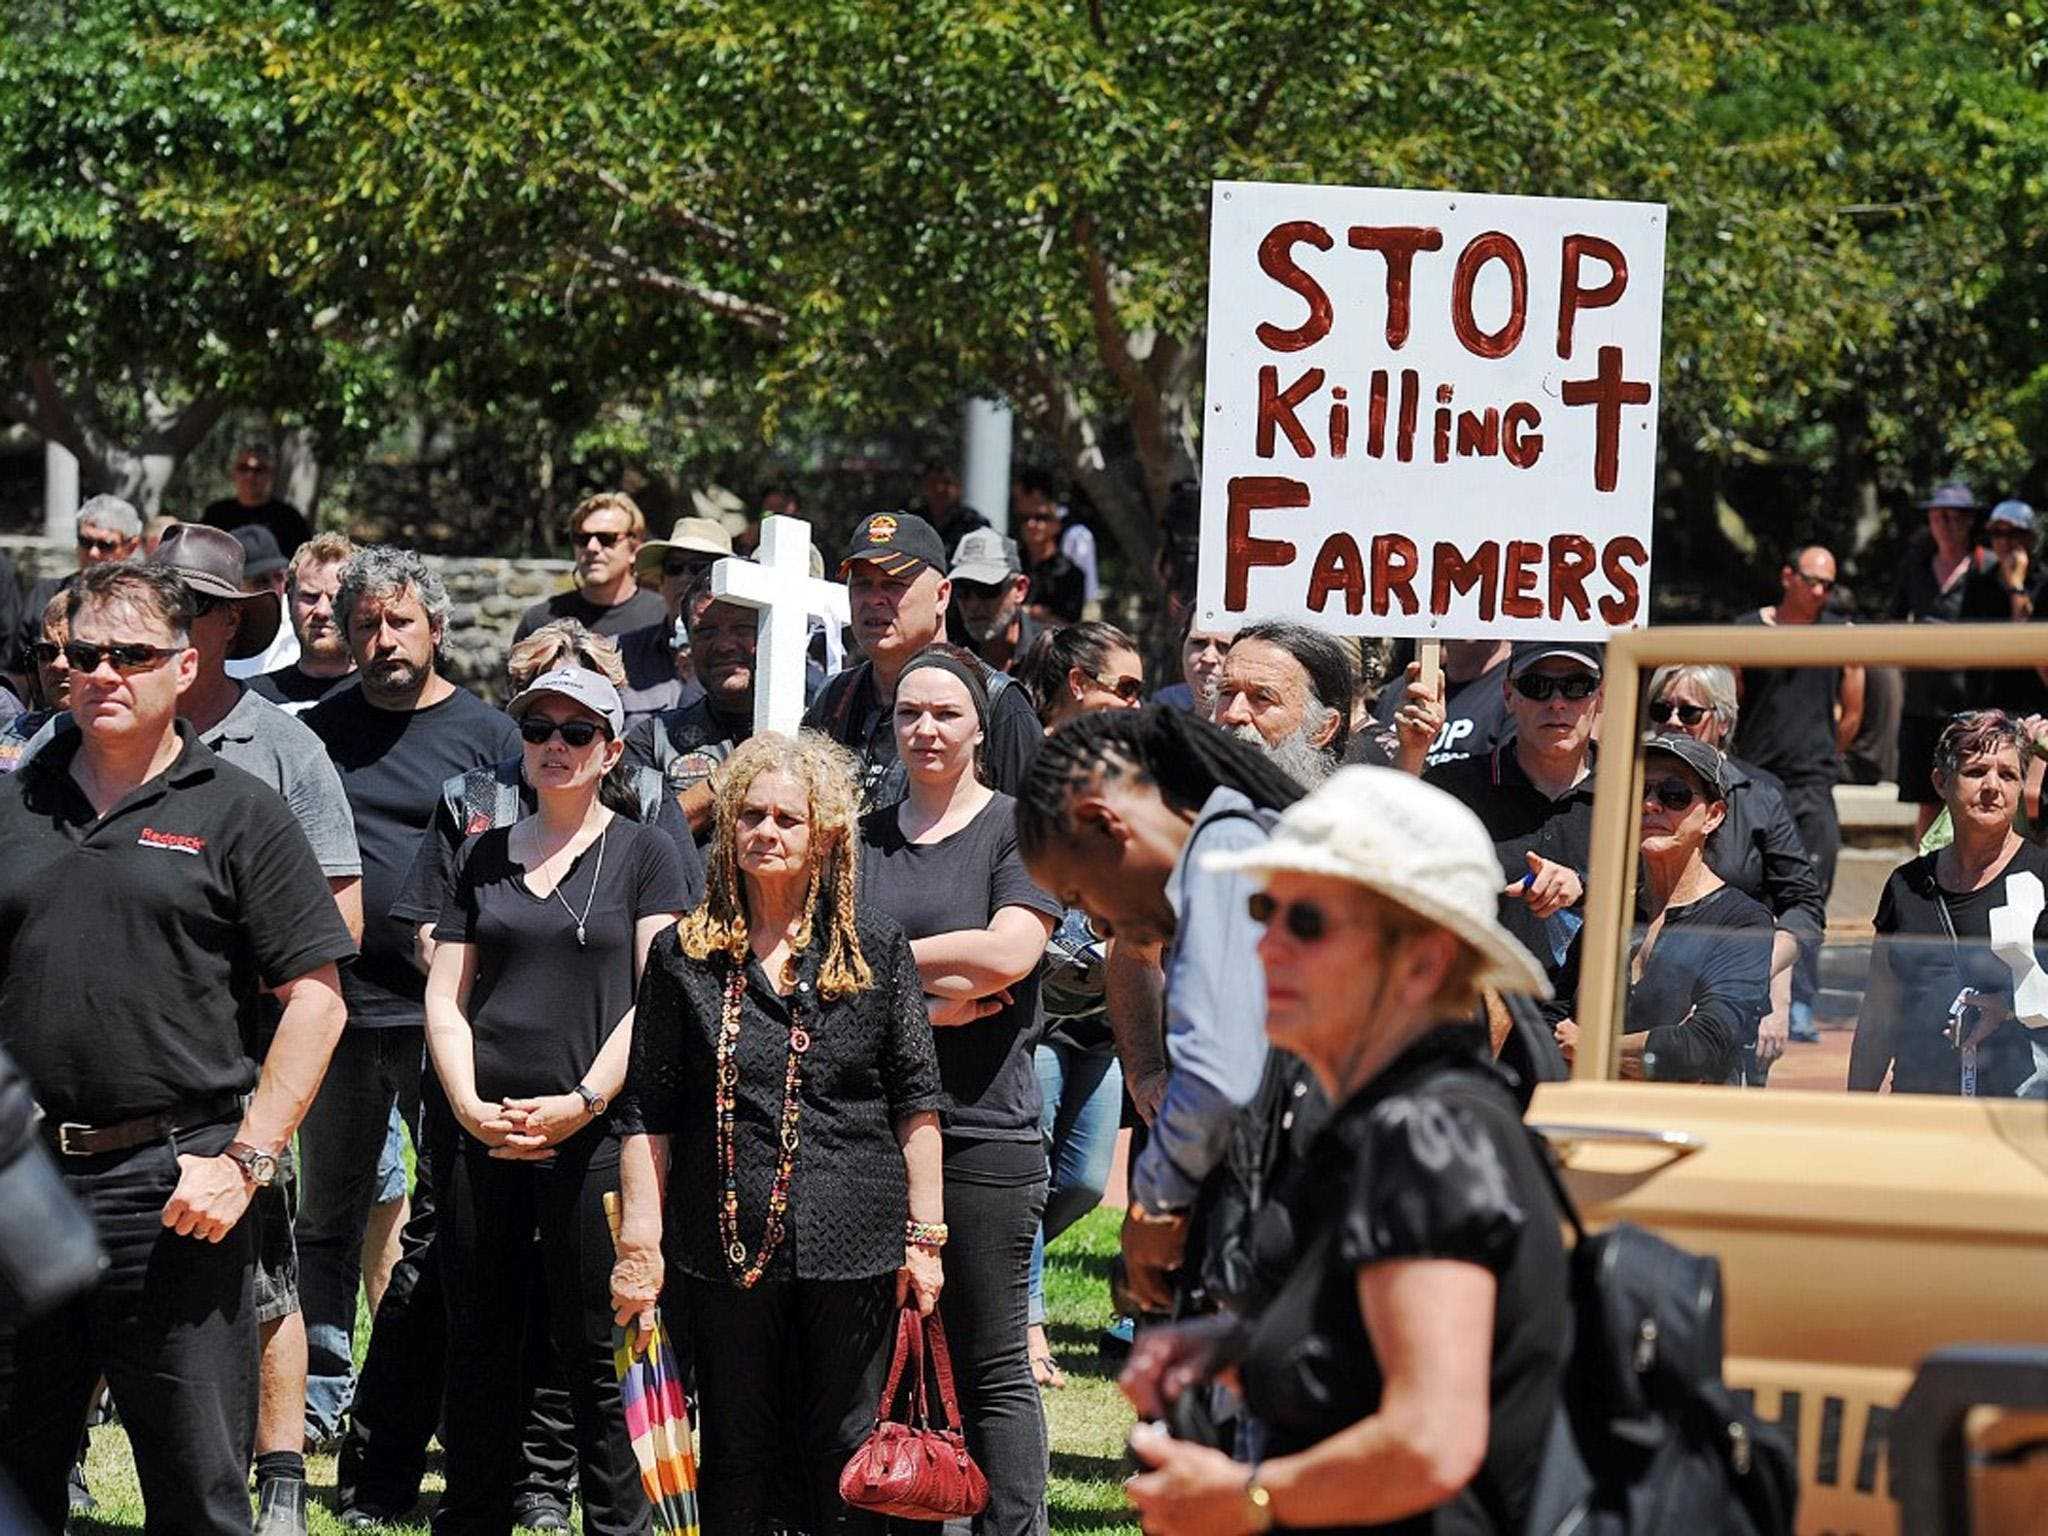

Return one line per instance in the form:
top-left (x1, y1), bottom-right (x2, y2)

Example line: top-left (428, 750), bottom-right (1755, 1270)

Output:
top-left (606, 1193), bottom-right (699, 1536)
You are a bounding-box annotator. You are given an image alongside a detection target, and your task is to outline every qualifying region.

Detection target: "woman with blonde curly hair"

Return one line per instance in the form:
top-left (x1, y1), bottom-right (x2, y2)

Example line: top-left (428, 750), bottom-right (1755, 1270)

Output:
top-left (609, 731), bottom-right (945, 1535)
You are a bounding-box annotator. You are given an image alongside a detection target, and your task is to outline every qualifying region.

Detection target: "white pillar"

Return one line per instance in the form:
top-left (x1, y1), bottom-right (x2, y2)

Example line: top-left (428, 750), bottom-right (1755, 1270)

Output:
top-left (962, 396), bottom-right (1013, 535)
top-left (43, 439), bottom-right (79, 541)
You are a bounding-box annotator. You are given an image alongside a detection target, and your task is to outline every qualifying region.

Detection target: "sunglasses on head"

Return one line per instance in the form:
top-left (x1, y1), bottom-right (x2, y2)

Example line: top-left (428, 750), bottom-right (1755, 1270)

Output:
top-left (1645, 776), bottom-right (1701, 812)
top-left (76, 533), bottom-right (126, 556)
top-left (577, 529), bottom-right (626, 549)
top-left (1093, 673), bottom-right (1145, 703)
top-left (63, 640), bottom-right (181, 674)
top-left (1247, 890), bottom-right (1337, 942)
top-left (1511, 672), bottom-right (1598, 702)
top-left (1647, 700), bottom-right (1711, 727)
top-left (518, 716), bottom-right (609, 748)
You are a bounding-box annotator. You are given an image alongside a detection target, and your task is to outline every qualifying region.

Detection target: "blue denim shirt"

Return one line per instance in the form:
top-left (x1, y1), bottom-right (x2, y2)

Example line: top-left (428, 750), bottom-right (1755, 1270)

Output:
top-left (1131, 787), bottom-right (1276, 1212)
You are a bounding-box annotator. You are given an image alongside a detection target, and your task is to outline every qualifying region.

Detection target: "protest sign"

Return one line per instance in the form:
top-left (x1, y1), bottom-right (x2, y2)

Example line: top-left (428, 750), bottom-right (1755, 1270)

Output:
top-left (1196, 180), bottom-right (1666, 639)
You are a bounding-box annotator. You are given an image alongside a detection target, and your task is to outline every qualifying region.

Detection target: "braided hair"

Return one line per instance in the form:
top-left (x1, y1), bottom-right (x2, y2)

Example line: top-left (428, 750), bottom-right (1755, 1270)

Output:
top-left (1016, 704), bottom-right (1305, 861)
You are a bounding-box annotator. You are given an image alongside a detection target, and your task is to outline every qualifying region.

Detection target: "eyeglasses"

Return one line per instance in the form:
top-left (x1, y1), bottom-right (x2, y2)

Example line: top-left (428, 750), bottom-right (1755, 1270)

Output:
top-left (1792, 570), bottom-right (1835, 592)
top-left (1093, 673), bottom-right (1145, 703)
top-left (29, 641), bottom-right (66, 667)
top-left (1511, 672), bottom-right (1598, 702)
top-left (63, 641), bottom-right (182, 674)
top-left (518, 716), bottom-right (608, 748)
top-left (1645, 776), bottom-right (1700, 812)
top-left (1247, 891), bottom-right (1337, 943)
top-left (76, 534), bottom-right (126, 556)
top-left (662, 554), bottom-right (713, 577)
top-left (1647, 700), bottom-right (1712, 727)
top-left (576, 529), bottom-right (626, 549)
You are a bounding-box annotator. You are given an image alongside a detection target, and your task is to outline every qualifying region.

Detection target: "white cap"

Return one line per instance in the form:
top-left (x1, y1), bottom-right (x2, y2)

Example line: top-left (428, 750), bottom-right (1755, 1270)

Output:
top-left (1202, 765), bottom-right (1551, 997)
top-left (506, 667), bottom-right (626, 739)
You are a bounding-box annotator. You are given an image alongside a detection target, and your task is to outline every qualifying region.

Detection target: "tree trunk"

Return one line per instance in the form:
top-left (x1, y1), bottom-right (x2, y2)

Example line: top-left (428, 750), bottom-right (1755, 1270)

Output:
top-left (277, 426), bottom-right (323, 528)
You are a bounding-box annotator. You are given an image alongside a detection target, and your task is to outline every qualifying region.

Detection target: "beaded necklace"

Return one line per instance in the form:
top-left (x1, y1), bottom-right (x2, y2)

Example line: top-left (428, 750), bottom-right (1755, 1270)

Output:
top-left (715, 959), bottom-right (812, 1288)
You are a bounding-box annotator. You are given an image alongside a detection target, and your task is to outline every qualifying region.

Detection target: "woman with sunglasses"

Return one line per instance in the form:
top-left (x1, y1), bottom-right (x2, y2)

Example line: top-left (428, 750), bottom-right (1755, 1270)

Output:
top-left (1646, 665), bottom-right (1826, 1080)
top-left (1554, 734), bottom-right (1774, 1083)
top-left (424, 668), bottom-right (689, 1536)
top-left (1015, 623), bottom-right (1145, 1386)
top-left (0, 589), bottom-right (73, 773)
top-left (859, 643), bottom-right (1060, 1535)
top-left (1120, 766), bottom-right (1566, 1536)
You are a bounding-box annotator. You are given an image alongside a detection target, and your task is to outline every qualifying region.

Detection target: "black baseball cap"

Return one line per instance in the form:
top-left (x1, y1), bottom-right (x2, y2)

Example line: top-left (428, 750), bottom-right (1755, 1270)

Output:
top-left (1642, 732), bottom-right (1729, 799)
top-left (1508, 639), bottom-right (1604, 678)
top-left (840, 512), bottom-right (947, 579)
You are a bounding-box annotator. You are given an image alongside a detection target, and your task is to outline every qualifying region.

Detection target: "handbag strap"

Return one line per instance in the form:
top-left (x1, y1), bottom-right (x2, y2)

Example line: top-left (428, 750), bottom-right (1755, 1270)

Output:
top-left (870, 1304), bottom-right (922, 1426)
top-left (1523, 1125), bottom-right (1589, 1247)
top-left (918, 1309), bottom-right (970, 1433)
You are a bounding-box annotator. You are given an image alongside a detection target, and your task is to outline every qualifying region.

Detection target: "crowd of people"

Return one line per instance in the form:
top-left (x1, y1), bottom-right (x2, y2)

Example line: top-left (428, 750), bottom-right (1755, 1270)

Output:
top-left (0, 455), bottom-right (2044, 1536)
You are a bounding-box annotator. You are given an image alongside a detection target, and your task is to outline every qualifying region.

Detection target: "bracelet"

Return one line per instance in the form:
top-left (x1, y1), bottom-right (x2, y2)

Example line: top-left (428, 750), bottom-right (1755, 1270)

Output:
top-left (905, 1220), bottom-right (949, 1249)
top-left (1243, 1464), bottom-right (1276, 1532)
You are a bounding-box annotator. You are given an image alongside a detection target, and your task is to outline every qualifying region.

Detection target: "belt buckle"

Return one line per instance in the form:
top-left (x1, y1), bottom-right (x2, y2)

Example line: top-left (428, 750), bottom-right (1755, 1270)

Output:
top-left (55, 1122), bottom-right (92, 1156)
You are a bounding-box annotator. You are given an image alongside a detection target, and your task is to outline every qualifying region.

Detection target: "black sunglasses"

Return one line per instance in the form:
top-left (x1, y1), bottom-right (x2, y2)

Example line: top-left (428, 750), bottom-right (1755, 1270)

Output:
top-left (662, 554), bottom-right (713, 577)
top-left (75, 533), bottom-right (126, 556)
top-left (1247, 890), bottom-right (1335, 942)
top-left (1647, 700), bottom-right (1711, 727)
top-left (577, 529), bottom-right (626, 549)
top-left (1646, 776), bottom-right (1699, 811)
top-left (1511, 672), bottom-right (1598, 702)
top-left (519, 717), bottom-right (608, 748)
top-left (29, 641), bottom-right (65, 666)
top-left (63, 640), bottom-right (181, 674)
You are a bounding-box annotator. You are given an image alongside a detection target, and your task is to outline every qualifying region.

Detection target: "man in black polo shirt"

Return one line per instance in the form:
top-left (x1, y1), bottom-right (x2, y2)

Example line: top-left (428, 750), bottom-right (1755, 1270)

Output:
top-left (805, 512), bottom-right (1040, 810)
top-left (1426, 640), bottom-right (1603, 993)
top-left (299, 547), bottom-right (520, 1474)
top-left (0, 562), bottom-right (353, 1535)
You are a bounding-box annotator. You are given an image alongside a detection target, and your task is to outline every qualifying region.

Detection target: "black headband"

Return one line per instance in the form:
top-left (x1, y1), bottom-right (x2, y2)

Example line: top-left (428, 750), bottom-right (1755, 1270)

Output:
top-left (897, 649), bottom-right (990, 731)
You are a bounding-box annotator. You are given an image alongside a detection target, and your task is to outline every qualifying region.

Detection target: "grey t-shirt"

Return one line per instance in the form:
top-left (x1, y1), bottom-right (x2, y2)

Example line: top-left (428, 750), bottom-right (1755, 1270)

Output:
top-left (18, 688), bottom-right (360, 878)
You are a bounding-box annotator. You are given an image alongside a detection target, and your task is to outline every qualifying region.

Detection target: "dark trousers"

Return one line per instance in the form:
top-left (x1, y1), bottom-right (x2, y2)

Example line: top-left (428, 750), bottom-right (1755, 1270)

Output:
top-left (336, 1091), bottom-right (578, 1518)
top-left (431, 1118), bottom-right (650, 1536)
top-left (0, 1121), bottom-right (257, 1535)
top-left (684, 1271), bottom-right (896, 1536)
top-left (938, 1174), bottom-right (1049, 1536)
top-left (1781, 775), bottom-right (1841, 1008)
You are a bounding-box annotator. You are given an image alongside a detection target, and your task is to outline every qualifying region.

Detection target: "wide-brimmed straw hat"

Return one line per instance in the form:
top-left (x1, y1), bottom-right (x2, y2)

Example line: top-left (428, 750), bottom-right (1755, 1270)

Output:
top-left (148, 523), bottom-right (282, 660)
top-left (1202, 764), bottom-right (1552, 998)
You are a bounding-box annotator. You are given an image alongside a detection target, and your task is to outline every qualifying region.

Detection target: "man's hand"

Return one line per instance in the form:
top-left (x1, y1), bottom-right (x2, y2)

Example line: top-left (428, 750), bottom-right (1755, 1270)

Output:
top-left (1119, 1202), bottom-right (1189, 1313)
top-left (1391, 661), bottom-right (1446, 776)
top-left (162, 1153), bottom-right (255, 1242)
top-left (1755, 1008), bottom-right (1789, 1065)
top-left (1128, 1069), bottom-right (1169, 1126)
top-left (1119, 1315), bottom-right (1249, 1418)
top-left (1552, 1017), bottom-right (1579, 1066)
top-left (1506, 852), bottom-right (1583, 920)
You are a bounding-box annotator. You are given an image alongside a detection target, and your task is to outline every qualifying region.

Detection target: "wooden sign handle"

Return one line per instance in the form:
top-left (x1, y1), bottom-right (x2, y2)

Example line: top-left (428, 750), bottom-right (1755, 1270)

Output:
top-left (1417, 638), bottom-right (1443, 700)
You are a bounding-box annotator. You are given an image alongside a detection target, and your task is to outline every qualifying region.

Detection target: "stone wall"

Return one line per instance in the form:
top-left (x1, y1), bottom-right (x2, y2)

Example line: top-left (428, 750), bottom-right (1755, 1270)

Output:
top-left (1, 535), bottom-right (575, 702)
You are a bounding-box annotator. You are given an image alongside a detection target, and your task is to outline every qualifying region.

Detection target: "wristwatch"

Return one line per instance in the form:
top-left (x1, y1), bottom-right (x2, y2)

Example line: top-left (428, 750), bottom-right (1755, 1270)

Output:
top-left (1243, 1466), bottom-right (1276, 1532)
top-left (573, 1084), bottom-right (608, 1117)
top-left (225, 1141), bottom-right (280, 1188)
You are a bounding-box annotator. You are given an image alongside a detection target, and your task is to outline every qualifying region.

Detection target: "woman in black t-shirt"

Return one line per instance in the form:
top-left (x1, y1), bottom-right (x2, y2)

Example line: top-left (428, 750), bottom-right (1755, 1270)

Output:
top-left (1119, 765), bottom-right (1564, 1536)
top-left (1852, 711), bottom-right (2048, 1096)
top-left (859, 645), bottom-right (1058, 1536)
top-left (425, 669), bottom-right (688, 1536)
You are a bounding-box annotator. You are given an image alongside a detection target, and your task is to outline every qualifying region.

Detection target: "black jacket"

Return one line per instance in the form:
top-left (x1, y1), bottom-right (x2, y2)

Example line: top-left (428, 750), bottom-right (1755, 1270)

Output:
top-left (1709, 757), bottom-right (1826, 951)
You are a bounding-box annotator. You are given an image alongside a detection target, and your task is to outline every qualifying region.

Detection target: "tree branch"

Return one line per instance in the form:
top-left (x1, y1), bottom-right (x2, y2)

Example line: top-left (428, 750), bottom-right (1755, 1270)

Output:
top-left (1073, 214), bottom-right (1171, 515)
top-left (151, 392), bottom-right (229, 459)
top-left (582, 246), bottom-right (789, 336)
top-left (1229, 65), bottom-right (1287, 151)
top-left (1088, 0), bottom-right (1109, 46)
top-left (584, 170), bottom-right (742, 254)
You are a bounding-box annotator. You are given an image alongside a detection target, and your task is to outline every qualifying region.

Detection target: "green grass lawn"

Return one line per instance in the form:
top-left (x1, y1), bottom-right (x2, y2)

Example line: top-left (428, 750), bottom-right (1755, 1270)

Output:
top-left (74, 1207), bottom-right (1139, 1535)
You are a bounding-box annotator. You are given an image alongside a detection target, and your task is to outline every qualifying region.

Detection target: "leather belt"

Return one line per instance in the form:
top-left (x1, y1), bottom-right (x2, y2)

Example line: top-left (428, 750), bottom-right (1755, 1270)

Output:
top-left (43, 1094), bottom-right (244, 1158)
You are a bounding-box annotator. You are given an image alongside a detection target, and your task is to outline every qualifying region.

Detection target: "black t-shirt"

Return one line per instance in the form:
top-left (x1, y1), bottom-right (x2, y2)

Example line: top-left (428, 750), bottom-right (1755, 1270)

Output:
top-left (0, 725), bottom-right (357, 1123)
top-left (391, 759), bottom-right (705, 929)
top-left (433, 818), bottom-right (687, 1103)
top-left (1730, 610), bottom-right (1844, 786)
top-left (1022, 552), bottom-right (1086, 625)
top-left (201, 497), bottom-right (313, 558)
top-left (250, 664), bottom-right (357, 716)
top-left (1238, 1032), bottom-right (1567, 1534)
top-left (1626, 883), bottom-right (1774, 1083)
top-left (1425, 747), bottom-right (1595, 994)
top-left (1889, 541), bottom-right (2009, 717)
top-left (1874, 841), bottom-right (2048, 1097)
top-left (858, 795), bottom-right (1059, 1153)
top-left (805, 660), bottom-right (1042, 812)
top-left (305, 684), bottom-right (520, 1026)
top-left (1371, 658), bottom-right (1514, 770)
top-left (511, 586), bottom-right (667, 645)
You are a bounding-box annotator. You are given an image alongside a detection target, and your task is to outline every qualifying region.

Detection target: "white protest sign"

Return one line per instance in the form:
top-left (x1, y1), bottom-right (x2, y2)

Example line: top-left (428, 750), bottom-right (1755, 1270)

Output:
top-left (1197, 180), bottom-right (1666, 638)
top-left (710, 515), bottom-right (851, 738)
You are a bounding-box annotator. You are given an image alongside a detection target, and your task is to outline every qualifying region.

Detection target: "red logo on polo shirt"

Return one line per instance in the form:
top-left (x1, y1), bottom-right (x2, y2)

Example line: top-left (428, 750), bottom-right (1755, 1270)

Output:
top-left (138, 827), bottom-right (206, 856)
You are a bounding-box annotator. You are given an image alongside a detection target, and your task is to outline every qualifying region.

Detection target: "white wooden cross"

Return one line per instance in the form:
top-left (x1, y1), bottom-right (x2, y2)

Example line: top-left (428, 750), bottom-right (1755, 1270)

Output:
top-left (710, 514), bottom-right (852, 738)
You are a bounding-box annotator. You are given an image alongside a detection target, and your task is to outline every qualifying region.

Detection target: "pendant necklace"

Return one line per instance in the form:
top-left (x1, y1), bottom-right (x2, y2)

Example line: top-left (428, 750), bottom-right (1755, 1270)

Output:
top-left (549, 821), bottom-right (608, 947)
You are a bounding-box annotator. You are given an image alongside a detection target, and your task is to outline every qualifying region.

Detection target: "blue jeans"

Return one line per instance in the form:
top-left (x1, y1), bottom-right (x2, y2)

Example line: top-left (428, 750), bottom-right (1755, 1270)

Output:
top-left (1027, 1037), bottom-right (1123, 1328)
top-left (296, 1026), bottom-right (424, 1442)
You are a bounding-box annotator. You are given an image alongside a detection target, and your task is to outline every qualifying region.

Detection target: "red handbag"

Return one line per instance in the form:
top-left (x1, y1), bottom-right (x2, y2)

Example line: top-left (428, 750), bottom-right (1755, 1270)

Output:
top-left (838, 1304), bottom-right (991, 1520)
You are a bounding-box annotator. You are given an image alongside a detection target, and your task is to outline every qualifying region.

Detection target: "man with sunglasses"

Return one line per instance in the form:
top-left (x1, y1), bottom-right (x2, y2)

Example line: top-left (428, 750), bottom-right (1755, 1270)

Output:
top-left (1425, 640), bottom-right (1604, 993)
top-left (1733, 542), bottom-right (1865, 1043)
top-left (7, 495), bottom-right (144, 699)
top-left (299, 548), bottom-right (520, 1485)
top-left (201, 445), bottom-right (312, 562)
top-left (948, 527), bottom-right (1043, 674)
top-left (510, 492), bottom-right (666, 647)
top-left (0, 560), bottom-right (353, 1536)
top-left (609, 515), bottom-right (730, 729)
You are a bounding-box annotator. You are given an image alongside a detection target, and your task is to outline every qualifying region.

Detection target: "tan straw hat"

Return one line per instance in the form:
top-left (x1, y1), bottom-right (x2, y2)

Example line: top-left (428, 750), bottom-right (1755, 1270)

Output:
top-left (1202, 764), bottom-right (1552, 998)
